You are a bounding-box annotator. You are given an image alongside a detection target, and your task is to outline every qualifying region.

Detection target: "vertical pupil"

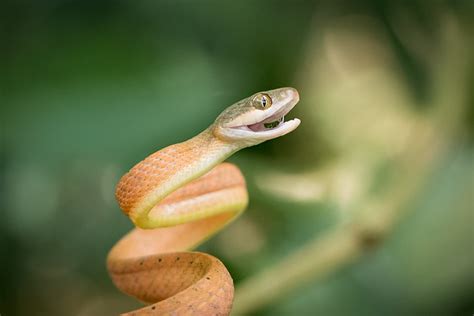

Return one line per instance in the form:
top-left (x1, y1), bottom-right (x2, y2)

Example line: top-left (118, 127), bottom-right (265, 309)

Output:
top-left (262, 97), bottom-right (267, 107)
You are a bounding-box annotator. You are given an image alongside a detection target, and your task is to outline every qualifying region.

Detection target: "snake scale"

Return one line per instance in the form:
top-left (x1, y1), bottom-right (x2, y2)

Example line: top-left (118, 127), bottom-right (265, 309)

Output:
top-left (107, 87), bottom-right (300, 315)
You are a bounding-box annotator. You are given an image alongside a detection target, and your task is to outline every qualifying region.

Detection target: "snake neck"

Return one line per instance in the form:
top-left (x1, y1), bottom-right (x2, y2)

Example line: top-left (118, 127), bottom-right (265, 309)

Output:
top-left (124, 126), bottom-right (242, 228)
top-left (189, 125), bottom-right (243, 164)
top-left (175, 126), bottom-right (243, 176)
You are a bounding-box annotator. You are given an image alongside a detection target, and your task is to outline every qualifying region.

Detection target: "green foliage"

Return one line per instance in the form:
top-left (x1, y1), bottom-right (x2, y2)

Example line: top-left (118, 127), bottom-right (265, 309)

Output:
top-left (1, 1), bottom-right (473, 315)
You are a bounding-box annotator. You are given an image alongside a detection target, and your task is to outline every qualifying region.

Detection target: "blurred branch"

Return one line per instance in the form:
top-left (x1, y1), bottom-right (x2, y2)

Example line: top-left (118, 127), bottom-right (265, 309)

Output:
top-left (233, 119), bottom-right (448, 315)
top-left (232, 13), bottom-right (471, 315)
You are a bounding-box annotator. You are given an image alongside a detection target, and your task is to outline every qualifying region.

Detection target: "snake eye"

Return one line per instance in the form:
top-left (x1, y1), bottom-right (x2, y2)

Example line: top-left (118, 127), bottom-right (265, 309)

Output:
top-left (253, 93), bottom-right (272, 110)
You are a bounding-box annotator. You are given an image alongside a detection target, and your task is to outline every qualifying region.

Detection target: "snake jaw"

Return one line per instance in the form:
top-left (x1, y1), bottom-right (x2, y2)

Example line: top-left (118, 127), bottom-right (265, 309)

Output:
top-left (230, 117), bottom-right (301, 139)
top-left (214, 87), bottom-right (301, 145)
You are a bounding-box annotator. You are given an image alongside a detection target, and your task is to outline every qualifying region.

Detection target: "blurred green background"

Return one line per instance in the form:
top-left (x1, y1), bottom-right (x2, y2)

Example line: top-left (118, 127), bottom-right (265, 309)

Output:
top-left (1, 0), bottom-right (473, 315)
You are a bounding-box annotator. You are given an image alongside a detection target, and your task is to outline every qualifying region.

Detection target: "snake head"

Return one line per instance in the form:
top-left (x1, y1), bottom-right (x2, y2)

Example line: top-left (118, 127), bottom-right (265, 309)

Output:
top-left (213, 87), bottom-right (301, 146)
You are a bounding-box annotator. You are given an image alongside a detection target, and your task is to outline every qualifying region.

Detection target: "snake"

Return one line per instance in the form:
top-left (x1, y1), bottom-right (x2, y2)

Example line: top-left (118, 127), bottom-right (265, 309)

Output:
top-left (107, 87), bottom-right (300, 315)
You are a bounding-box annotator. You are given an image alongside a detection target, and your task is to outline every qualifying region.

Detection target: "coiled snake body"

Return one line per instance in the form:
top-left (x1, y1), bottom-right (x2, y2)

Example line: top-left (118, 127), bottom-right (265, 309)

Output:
top-left (107, 88), bottom-right (300, 315)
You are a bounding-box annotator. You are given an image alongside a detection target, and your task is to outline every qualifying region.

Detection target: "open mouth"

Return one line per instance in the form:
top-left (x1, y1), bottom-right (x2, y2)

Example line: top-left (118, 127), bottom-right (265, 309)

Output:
top-left (236, 105), bottom-right (298, 133)
top-left (248, 114), bottom-right (286, 132)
